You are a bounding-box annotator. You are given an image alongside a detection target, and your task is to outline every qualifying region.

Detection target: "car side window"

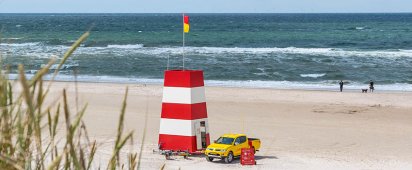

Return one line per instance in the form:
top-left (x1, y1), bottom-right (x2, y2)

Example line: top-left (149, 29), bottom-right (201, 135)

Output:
top-left (235, 137), bottom-right (241, 145)
top-left (239, 136), bottom-right (247, 144)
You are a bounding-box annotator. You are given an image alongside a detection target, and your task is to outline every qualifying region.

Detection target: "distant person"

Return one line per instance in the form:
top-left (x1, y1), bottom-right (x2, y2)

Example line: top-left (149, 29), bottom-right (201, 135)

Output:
top-left (369, 80), bottom-right (374, 92)
top-left (339, 80), bottom-right (344, 92)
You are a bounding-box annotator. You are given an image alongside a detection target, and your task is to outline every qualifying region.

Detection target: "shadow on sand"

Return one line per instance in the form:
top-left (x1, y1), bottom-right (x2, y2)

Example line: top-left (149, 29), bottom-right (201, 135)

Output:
top-left (202, 155), bottom-right (279, 164)
top-left (209, 159), bottom-right (241, 164)
top-left (255, 155), bottom-right (279, 160)
top-left (164, 154), bottom-right (279, 164)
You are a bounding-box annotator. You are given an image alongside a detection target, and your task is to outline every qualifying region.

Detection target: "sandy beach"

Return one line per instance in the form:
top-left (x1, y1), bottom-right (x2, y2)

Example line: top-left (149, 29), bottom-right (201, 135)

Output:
top-left (39, 81), bottom-right (412, 169)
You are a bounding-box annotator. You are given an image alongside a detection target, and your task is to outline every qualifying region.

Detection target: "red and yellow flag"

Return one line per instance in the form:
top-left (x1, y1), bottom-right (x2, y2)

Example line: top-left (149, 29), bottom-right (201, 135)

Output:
top-left (183, 15), bottom-right (190, 33)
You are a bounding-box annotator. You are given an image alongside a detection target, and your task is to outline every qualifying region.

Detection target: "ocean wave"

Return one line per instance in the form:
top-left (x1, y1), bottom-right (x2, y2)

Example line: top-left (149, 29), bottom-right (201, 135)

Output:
top-left (348, 26), bottom-right (369, 30)
top-left (6, 74), bottom-right (163, 84)
top-left (41, 63), bottom-right (79, 70)
top-left (300, 73), bottom-right (326, 78)
top-left (92, 46), bottom-right (412, 58)
top-left (179, 47), bottom-right (412, 58)
top-left (106, 44), bottom-right (144, 49)
top-left (206, 80), bottom-right (412, 91)
top-left (6, 74), bottom-right (412, 91)
top-left (76, 46), bottom-right (412, 58)
top-left (2, 43), bottom-right (412, 59)
top-left (1, 37), bottom-right (23, 40)
top-left (0, 42), bottom-right (41, 47)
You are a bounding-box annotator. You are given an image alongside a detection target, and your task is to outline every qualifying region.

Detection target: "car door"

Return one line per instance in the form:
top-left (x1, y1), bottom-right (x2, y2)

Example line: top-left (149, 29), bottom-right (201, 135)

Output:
top-left (239, 136), bottom-right (248, 150)
top-left (233, 137), bottom-right (242, 156)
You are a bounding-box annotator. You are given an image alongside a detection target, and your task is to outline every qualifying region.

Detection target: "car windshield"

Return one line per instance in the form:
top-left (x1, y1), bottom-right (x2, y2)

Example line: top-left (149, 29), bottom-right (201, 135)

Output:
top-left (216, 137), bottom-right (234, 145)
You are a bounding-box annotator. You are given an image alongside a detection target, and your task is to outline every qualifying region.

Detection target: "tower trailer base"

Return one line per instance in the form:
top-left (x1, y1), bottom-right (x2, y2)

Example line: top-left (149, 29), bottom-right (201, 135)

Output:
top-left (153, 144), bottom-right (205, 160)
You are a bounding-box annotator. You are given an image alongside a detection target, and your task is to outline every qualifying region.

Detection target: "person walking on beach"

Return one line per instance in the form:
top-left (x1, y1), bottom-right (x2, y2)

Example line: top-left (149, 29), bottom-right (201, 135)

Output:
top-left (369, 80), bottom-right (374, 92)
top-left (339, 80), bottom-right (344, 92)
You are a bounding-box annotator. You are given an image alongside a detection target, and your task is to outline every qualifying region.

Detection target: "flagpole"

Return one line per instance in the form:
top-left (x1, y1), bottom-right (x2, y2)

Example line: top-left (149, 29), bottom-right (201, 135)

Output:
top-left (166, 53), bottom-right (170, 70)
top-left (182, 13), bottom-right (185, 70)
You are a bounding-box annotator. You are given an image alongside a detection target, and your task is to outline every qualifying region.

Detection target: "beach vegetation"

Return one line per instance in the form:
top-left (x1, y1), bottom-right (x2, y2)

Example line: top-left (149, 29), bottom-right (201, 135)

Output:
top-left (0, 32), bottom-right (138, 169)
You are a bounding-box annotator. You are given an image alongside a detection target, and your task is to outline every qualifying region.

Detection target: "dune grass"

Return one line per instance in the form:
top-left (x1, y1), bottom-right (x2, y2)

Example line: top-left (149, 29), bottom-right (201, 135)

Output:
top-left (0, 32), bottom-right (137, 169)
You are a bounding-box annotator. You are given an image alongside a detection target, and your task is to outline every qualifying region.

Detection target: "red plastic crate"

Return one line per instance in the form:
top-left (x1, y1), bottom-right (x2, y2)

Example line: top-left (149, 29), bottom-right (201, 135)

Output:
top-left (240, 148), bottom-right (256, 165)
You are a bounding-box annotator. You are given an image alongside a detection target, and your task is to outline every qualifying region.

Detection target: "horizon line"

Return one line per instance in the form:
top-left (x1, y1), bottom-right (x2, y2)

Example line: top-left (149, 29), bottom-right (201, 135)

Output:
top-left (1, 12), bottom-right (412, 14)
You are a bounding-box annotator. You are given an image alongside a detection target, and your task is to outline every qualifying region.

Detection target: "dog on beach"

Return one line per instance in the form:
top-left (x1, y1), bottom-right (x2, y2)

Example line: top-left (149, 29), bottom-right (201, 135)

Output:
top-left (362, 89), bottom-right (368, 93)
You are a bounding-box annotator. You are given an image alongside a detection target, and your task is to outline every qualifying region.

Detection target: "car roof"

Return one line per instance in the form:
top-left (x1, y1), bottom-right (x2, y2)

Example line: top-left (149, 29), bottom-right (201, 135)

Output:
top-left (221, 134), bottom-right (246, 138)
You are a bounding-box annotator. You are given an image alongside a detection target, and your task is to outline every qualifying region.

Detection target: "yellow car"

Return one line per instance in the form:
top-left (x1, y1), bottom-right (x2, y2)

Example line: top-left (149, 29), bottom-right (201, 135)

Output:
top-left (204, 134), bottom-right (261, 163)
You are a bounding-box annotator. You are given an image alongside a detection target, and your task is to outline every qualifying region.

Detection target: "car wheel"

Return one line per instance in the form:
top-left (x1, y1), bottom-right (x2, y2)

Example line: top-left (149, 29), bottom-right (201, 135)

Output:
top-left (224, 152), bottom-right (234, 163)
top-left (206, 156), bottom-right (214, 162)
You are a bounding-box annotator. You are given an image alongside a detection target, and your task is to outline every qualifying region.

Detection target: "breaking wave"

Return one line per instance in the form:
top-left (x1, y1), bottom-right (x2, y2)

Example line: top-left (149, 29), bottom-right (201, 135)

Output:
top-left (1, 43), bottom-right (412, 59)
top-left (106, 44), bottom-right (144, 49)
top-left (300, 73), bottom-right (326, 78)
top-left (6, 74), bottom-right (412, 91)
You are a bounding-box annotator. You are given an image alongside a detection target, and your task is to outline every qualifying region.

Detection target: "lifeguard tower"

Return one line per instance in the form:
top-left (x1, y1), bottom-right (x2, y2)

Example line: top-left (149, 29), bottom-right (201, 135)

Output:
top-left (158, 70), bottom-right (210, 154)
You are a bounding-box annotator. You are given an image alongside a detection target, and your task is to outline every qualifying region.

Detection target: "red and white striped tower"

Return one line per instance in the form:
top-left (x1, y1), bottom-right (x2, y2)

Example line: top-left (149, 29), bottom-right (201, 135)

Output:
top-left (158, 70), bottom-right (210, 153)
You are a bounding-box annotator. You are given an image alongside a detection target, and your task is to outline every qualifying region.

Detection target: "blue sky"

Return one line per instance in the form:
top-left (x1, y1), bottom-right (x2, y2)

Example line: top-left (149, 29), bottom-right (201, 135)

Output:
top-left (1, 0), bottom-right (412, 13)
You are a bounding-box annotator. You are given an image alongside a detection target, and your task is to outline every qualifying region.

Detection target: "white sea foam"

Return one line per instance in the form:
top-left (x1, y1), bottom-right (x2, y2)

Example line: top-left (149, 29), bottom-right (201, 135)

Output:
top-left (112, 46), bottom-right (412, 58)
top-left (2, 43), bottom-right (412, 59)
top-left (1, 37), bottom-right (23, 40)
top-left (180, 47), bottom-right (412, 58)
top-left (300, 73), bottom-right (326, 78)
top-left (106, 44), bottom-right (144, 49)
top-left (26, 70), bottom-right (38, 74)
top-left (6, 74), bottom-right (412, 92)
top-left (41, 63), bottom-right (79, 70)
top-left (205, 80), bottom-right (412, 91)
top-left (0, 42), bottom-right (41, 47)
top-left (7, 74), bottom-right (163, 84)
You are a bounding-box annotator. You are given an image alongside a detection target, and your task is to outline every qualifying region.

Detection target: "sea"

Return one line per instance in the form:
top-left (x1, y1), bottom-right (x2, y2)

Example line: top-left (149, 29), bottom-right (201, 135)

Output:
top-left (1, 13), bottom-right (412, 91)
